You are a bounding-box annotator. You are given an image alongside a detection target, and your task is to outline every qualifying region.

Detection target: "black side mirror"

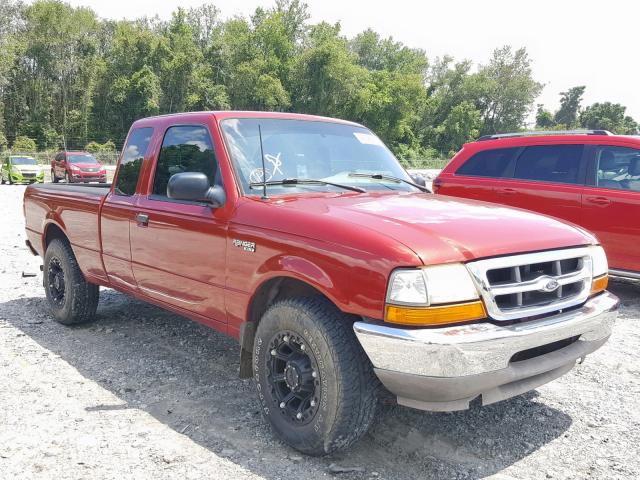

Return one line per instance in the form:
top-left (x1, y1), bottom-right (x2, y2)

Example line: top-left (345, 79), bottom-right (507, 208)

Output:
top-left (410, 173), bottom-right (427, 188)
top-left (167, 172), bottom-right (226, 208)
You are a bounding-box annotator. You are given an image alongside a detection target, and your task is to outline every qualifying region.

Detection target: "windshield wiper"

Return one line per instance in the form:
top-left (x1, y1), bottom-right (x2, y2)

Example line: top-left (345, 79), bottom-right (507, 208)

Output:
top-left (250, 178), bottom-right (366, 193)
top-left (348, 172), bottom-right (431, 193)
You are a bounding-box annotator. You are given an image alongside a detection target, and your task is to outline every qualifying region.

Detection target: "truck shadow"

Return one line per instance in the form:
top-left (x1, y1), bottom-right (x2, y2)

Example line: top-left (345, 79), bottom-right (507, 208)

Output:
top-left (0, 288), bottom-right (586, 480)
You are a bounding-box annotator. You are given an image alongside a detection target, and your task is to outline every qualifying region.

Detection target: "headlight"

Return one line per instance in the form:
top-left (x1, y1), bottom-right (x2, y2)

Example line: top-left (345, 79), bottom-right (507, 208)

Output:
top-left (387, 264), bottom-right (479, 306)
top-left (589, 245), bottom-right (609, 294)
top-left (385, 264), bottom-right (485, 326)
top-left (387, 269), bottom-right (428, 305)
top-left (589, 245), bottom-right (608, 277)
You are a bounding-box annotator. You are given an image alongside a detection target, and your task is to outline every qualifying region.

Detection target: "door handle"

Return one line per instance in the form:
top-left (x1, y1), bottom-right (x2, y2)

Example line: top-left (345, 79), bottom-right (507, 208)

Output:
top-left (135, 213), bottom-right (149, 226)
top-left (586, 196), bottom-right (611, 206)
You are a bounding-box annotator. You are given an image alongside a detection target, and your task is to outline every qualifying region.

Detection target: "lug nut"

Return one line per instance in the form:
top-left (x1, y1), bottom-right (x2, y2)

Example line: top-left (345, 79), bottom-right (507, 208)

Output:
top-left (280, 402), bottom-right (285, 408)
top-left (270, 349), bottom-right (276, 356)
top-left (311, 371), bottom-right (317, 378)
top-left (310, 400), bottom-right (316, 407)
top-left (283, 335), bottom-right (289, 342)
top-left (296, 413), bottom-right (303, 420)
top-left (300, 344), bottom-right (306, 351)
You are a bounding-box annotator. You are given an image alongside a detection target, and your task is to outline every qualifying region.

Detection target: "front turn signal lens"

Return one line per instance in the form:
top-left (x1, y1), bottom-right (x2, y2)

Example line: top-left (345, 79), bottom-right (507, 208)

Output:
top-left (591, 274), bottom-right (609, 295)
top-left (385, 301), bottom-right (487, 326)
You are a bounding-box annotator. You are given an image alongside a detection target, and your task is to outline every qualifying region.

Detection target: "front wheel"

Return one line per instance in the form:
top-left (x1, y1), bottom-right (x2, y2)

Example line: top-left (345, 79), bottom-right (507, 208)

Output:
top-left (65, 172), bottom-right (72, 183)
top-left (51, 170), bottom-right (58, 183)
top-left (43, 238), bottom-right (99, 325)
top-left (253, 297), bottom-right (379, 455)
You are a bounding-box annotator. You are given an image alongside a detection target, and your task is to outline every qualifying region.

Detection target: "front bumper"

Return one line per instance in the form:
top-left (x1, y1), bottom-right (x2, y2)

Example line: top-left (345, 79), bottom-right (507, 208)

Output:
top-left (353, 291), bottom-right (618, 411)
top-left (9, 172), bottom-right (44, 183)
top-left (69, 173), bottom-right (107, 183)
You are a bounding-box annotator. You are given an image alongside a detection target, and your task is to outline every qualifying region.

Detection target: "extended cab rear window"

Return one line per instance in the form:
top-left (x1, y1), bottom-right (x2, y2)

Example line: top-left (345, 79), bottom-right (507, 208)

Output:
top-left (455, 147), bottom-right (519, 178)
top-left (115, 127), bottom-right (154, 196)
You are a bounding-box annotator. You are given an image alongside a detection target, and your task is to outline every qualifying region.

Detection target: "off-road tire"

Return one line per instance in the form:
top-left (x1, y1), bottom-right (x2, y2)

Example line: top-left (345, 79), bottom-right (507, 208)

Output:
top-left (253, 296), bottom-right (379, 455)
top-left (43, 238), bottom-right (99, 325)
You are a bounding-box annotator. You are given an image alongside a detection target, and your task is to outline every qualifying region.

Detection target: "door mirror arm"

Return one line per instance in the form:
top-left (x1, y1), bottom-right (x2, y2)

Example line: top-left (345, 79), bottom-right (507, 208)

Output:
top-left (203, 185), bottom-right (226, 208)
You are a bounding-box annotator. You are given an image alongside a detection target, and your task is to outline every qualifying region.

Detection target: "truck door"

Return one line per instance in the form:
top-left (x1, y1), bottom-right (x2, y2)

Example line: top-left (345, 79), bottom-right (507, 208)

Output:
top-left (101, 127), bottom-right (154, 291)
top-left (129, 124), bottom-right (228, 329)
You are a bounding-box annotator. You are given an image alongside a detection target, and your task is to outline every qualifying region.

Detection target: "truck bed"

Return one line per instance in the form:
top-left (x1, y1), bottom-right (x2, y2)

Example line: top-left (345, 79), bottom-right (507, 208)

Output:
top-left (23, 182), bottom-right (112, 280)
top-left (27, 182), bottom-right (112, 197)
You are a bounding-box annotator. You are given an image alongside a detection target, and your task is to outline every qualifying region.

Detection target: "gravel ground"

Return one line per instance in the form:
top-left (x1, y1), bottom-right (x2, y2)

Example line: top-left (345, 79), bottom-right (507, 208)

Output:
top-left (1, 184), bottom-right (638, 480)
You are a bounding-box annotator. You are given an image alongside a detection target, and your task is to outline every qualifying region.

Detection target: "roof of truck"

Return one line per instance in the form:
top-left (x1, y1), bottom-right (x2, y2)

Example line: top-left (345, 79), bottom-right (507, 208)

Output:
top-left (131, 111), bottom-right (363, 128)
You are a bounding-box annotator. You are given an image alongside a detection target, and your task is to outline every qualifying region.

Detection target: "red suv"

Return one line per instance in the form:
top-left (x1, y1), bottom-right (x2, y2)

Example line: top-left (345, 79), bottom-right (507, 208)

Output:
top-left (434, 130), bottom-right (640, 277)
top-left (51, 151), bottom-right (107, 184)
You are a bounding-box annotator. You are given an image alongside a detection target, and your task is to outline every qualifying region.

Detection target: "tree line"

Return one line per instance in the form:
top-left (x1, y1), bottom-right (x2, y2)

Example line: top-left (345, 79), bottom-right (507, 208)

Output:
top-left (0, 0), bottom-right (637, 165)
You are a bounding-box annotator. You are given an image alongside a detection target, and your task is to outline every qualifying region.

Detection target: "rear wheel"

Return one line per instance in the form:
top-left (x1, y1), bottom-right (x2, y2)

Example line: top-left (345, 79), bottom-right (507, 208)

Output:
top-left (253, 297), bottom-right (379, 455)
top-left (43, 238), bottom-right (99, 325)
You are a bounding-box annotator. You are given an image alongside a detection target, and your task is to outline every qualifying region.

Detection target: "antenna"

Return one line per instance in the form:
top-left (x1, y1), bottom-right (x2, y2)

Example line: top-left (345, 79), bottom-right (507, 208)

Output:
top-left (258, 124), bottom-right (268, 200)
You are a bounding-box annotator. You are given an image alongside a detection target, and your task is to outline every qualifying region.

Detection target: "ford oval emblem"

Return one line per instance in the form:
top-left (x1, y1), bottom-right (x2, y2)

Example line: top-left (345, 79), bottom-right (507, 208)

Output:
top-left (541, 278), bottom-right (560, 292)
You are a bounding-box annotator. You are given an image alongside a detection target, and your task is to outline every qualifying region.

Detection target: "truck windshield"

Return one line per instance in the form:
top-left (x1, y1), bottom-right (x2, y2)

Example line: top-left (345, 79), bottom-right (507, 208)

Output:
top-left (10, 157), bottom-right (37, 165)
top-left (220, 118), bottom-right (416, 194)
top-left (68, 154), bottom-right (98, 164)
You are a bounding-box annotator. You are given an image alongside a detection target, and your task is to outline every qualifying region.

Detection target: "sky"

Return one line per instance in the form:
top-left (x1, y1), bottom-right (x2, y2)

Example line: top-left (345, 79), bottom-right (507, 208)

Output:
top-left (62, 0), bottom-right (640, 124)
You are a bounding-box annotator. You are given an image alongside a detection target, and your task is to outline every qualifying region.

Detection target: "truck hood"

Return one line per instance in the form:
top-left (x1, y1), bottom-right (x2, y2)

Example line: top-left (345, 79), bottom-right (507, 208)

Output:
top-left (269, 192), bottom-right (595, 264)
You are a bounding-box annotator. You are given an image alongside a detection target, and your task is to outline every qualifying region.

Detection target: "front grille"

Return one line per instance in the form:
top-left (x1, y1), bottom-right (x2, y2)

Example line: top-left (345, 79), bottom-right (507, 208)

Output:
top-left (22, 172), bottom-right (37, 178)
top-left (80, 167), bottom-right (98, 172)
top-left (466, 248), bottom-right (593, 321)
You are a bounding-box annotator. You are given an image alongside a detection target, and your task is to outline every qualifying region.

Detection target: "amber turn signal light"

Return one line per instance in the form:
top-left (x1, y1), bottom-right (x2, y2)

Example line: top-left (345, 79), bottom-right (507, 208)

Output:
top-left (590, 274), bottom-right (609, 295)
top-left (385, 301), bottom-right (487, 326)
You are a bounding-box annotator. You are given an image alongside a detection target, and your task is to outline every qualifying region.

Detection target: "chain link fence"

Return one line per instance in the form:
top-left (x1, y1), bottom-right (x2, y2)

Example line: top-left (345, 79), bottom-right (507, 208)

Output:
top-left (2, 150), bottom-right (121, 165)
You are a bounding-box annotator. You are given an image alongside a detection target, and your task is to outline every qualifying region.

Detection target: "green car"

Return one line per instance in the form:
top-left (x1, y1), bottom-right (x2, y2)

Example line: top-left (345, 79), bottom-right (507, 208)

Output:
top-left (1, 155), bottom-right (45, 184)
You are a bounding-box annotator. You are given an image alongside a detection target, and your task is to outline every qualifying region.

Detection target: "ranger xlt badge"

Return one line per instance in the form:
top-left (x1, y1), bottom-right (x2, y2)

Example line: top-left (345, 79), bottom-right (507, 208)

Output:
top-left (233, 239), bottom-right (256, 252)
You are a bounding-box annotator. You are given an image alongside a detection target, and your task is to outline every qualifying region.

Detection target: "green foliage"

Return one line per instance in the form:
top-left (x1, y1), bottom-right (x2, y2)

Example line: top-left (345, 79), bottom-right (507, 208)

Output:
top-left (476, 46), bottom-right (543, 134)
top-left (535, 105), bottom-right (555, 128)
top-left (85, 140), bottom-right (115, 153)
top-left (537, 88), bottom-right (639, 135)
top-left (0, 0), bottom-right (636, 162)
top-left (554, 86), bottom-right (585, 127)
top-left (12, 135), bottom-right (37, 151)
top-left (0, 132), bottom-right (7, 151)
top-left (580, 102), bottom-right (639, 134)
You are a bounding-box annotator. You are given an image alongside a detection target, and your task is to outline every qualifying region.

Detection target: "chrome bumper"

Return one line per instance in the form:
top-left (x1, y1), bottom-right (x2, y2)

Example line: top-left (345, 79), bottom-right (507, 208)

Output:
top-left (353, 291), bottom-right (618, 411)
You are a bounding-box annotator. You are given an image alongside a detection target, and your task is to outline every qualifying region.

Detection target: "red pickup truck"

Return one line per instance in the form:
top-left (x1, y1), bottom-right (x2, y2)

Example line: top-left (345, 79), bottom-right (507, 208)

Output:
top-left (434, 130), bottom-right (640, 276)
top-left (24, 112), bottom-right (618, 455)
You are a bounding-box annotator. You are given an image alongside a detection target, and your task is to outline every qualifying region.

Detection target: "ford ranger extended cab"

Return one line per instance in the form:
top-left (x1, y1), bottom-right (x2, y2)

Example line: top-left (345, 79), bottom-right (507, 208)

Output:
top-left (23, 112), bottom-right (618, 455)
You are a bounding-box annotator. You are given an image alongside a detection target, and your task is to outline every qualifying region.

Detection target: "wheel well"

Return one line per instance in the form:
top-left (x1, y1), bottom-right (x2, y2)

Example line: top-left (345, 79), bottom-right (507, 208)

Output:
top-left (238, 277), bottom-right (334, 378)
top-left (44, 224), bottom-right (69, 250)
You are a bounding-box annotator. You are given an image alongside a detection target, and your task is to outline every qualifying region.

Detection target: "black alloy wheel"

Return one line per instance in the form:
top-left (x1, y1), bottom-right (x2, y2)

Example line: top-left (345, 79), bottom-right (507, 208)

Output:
top-left (267, 330), bottom-right (321, 425)
top-left (47, 256), bottom-right (66, 307)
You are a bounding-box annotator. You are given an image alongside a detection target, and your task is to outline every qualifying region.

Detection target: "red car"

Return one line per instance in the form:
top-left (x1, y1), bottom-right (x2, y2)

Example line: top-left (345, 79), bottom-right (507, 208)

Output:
top-left (51, 150), bottom-right (107, 183)
top-left (434, 130), bottom-right (640, 278)
top-left (24, 113), bottom-right (617, 454)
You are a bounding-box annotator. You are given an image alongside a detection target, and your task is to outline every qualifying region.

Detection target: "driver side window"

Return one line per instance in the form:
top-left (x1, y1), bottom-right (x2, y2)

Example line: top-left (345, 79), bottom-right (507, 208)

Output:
top-left (152, 125), bottom-right (219, 197)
